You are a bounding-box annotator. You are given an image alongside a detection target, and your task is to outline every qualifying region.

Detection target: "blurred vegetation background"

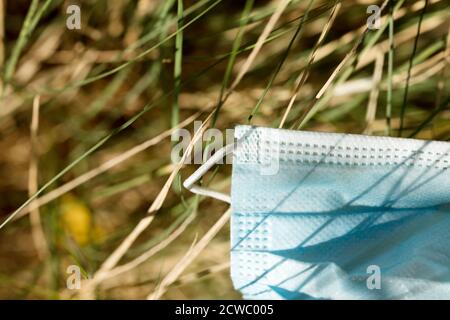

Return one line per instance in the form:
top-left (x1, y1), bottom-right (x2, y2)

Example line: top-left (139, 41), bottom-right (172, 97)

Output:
top-left (0, 0), bottom-right (448, 299)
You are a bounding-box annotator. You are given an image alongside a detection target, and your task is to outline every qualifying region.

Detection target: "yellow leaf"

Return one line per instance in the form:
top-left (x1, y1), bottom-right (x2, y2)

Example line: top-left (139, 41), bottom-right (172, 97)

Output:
top-left (59, 194), bottom-right (92, 246)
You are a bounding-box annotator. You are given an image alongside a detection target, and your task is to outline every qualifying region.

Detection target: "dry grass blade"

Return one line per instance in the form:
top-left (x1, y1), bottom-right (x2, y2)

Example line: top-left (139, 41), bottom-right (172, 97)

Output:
top-left (147, 208), bottom-right (231, 300)
top-left (13, 112), bottom-right (202, 221)
top-left (146, 112), bottom-right (212, 214)
top-left (286, 0), bottom-right (441, 79)
top-left (151, 233), bottom-right (199, 299)
top-left (364, 51), bottom-right (384, 134)
top-left (279, 92), bottom-right (297, 128)
top-left (354, 13), bottom-right (446, 70)
top-left (433, 26), bottom-right (450, 113)
top-left (171, 262), bottom-right (230, 287)
top-left (279, 1), bottom-right (341, 128)
top-left (295, 0), bottom-right (391, 129)
top-left (103, 212), bottom-right (196, 281)
top-left (80, 113), bottom-right (212, 298)
top-left (228, 0), bottom-right (291, 93)
top-left (28, 95), bottom-right (48, 260)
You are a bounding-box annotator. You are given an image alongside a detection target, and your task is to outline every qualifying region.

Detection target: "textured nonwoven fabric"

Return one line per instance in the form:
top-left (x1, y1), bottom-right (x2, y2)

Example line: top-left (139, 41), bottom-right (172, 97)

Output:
top-left (230, 125), bottom-right (450, 300)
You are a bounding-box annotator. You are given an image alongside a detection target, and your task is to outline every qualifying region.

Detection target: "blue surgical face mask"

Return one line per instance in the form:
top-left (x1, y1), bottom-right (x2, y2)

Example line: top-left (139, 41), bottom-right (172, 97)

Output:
top-left (184, 125), bottom-right (450, 300)
top-left (229, 125), bottom-right (450, 300)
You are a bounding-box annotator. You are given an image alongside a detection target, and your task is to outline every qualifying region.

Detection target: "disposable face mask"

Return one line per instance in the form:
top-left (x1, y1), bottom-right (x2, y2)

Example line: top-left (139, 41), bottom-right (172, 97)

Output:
top-left (184, 125), bottom-right (450, 300)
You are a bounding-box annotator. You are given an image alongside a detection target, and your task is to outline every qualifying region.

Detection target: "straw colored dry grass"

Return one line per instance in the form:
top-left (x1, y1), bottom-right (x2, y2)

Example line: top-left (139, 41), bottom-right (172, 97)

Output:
top-left (0, 0), bottom-right (449, 299)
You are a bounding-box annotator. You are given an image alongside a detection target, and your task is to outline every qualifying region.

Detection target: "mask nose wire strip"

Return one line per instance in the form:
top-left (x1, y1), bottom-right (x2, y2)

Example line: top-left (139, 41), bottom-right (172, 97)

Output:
top-left (183, 143), bottom-right (234, 204)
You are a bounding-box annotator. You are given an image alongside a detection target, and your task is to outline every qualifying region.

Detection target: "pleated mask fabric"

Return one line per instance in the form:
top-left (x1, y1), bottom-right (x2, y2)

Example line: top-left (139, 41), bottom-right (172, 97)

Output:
top-left (230, 125), bottom-right (450, 300)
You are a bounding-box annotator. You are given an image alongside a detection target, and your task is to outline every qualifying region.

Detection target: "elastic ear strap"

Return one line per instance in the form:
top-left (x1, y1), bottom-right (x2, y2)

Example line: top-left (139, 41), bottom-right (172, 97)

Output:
top-left (183, 143), bottom-right (234, 203)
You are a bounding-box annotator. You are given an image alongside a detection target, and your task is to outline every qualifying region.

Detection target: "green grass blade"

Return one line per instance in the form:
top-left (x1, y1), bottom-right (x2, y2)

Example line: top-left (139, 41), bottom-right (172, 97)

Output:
top-left (386, 1), bottom-right (394, 136)
top-left (398, 0), bottom-right (428, 137)
top-left (248, 0), bottom-right (315, 123)
top-left (172, 0), bottom-right (184, 129)
top-left (212, 0), bottom-right (255, 127)
top-left (2, 0), bottom-right (39, 93)
top-left (64, 0), bottom-right (223, 91)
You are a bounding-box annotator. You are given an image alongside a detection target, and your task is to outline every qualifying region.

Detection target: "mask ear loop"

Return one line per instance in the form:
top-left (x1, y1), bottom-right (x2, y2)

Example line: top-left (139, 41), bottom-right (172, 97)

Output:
top-left (183, 143), bottom-right (234, 204)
